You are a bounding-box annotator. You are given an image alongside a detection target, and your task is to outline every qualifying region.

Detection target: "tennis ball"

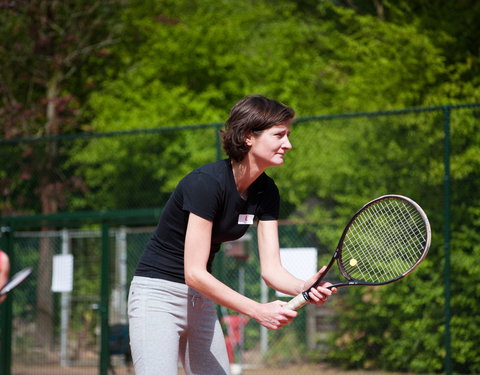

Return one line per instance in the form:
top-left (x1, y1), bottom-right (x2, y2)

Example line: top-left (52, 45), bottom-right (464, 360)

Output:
top-left (349, 258), bottom-right (358, 267)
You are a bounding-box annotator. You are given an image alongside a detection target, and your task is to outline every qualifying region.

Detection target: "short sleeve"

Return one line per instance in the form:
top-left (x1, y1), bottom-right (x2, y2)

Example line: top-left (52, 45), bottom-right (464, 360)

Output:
top-left (256, 176), bottom-right (280, 221)
top-left (180, 171), bottom-right (221, 221)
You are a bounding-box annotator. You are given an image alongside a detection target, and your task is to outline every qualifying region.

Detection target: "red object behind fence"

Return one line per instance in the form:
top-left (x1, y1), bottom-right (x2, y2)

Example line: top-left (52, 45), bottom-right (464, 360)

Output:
top-left (221, 315), bottom-right (249, 363)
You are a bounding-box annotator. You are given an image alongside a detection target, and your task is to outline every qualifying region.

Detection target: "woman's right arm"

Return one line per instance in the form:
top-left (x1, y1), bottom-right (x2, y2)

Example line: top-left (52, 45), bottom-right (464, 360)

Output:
top-left (184, 212), bottom-right (297, 330)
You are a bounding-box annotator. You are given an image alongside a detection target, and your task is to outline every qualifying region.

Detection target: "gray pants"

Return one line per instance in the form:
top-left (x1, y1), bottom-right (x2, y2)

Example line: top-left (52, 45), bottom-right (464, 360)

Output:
top-left (128, 276), bottom-right (230, 375)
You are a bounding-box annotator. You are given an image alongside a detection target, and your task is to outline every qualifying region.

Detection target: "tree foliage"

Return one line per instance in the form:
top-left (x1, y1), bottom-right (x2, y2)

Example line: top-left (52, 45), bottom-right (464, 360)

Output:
top-left (0, 0), bottom-right (125, 215)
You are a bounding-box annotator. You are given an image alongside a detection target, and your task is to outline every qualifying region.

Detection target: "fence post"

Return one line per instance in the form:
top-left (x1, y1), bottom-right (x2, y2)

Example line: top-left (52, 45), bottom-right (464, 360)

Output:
top-left (99, 222), bottom-right (111, 375)
top-left (442, 106), bottom-right (452, 375)
top-left (60, 228), bottom-right (72, 367)
top-left (0, 225), bottom-right (13, 375)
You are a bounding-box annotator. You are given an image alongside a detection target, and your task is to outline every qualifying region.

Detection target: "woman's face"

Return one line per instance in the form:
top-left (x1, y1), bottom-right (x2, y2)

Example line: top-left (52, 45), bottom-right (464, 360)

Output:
top-left (246, 121), bottom-right (293, 168)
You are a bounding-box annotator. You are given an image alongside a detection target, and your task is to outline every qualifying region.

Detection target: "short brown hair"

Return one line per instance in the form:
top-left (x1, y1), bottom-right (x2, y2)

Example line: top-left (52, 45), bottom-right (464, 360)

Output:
top-left (220, 95), bottom-right (295, 162)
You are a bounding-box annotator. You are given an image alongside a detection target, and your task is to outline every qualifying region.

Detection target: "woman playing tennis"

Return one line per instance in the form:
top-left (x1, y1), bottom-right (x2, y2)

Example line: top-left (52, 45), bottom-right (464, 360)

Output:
top-left (128, 95), bottom-right (336, 374)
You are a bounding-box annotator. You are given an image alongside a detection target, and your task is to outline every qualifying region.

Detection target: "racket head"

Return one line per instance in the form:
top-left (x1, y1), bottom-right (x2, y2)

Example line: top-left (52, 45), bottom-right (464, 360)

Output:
top-left (335, 195), bottom-right (430, 287)
top-left (0, 267), bottom-right (33, 295)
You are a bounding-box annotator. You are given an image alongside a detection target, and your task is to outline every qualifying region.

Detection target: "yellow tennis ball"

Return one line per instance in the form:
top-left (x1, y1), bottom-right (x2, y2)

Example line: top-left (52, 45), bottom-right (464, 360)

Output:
top-left (349, 258), bottom-right (358, 267)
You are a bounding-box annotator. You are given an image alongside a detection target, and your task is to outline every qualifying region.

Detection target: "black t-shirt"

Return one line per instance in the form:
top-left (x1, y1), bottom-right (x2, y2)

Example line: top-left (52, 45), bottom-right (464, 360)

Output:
top-left (135, 159), bottom-right (280, 284)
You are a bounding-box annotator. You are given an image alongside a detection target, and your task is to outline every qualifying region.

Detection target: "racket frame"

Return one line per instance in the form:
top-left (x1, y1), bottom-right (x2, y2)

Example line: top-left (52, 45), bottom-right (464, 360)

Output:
top-left (0, 267), bottom-right (33, 296)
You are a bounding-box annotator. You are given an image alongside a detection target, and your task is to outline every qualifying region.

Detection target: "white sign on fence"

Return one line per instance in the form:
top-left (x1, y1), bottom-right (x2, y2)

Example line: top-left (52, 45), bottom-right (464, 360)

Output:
top-left (51, 254), bottom-right (74, 292)
top-left (276, 247), bottom-right (317, 297)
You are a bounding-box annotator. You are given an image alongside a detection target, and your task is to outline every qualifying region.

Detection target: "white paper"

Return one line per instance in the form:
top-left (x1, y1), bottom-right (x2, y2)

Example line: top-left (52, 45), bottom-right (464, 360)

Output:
top-left (276, 247), bottom-right (317, 297)
top-left (51, 254), bottom-right (74, 292)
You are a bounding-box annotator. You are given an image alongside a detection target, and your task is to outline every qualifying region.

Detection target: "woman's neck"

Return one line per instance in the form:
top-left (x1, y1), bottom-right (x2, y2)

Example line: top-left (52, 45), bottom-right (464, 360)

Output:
top-left (231, 159), bottom-right (263, 197)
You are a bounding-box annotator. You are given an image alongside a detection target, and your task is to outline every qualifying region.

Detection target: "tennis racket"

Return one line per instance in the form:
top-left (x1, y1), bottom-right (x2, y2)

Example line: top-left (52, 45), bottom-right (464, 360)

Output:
top-left (0, 267), bottom-right (33, 296)
top-left (285, 195), bottom-right (431, 311)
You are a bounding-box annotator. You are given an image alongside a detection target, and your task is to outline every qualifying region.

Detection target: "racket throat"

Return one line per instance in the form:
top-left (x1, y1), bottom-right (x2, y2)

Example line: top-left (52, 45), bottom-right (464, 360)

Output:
top-left (308, 249), bottom-right (338, 291)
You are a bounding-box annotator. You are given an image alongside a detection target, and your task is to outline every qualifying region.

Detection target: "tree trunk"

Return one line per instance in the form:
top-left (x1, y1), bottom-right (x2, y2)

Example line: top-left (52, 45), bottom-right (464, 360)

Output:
top-left (374, 0), bottom-right (385, 20)
top-left (35, 71), bottom-right (61, 349)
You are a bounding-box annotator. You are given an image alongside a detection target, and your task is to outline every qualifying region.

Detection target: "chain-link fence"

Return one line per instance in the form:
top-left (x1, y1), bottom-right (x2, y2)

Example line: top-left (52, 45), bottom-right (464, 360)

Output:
top-left (1, 103), bottom-right (479, 375)
top-left (2, 222), bottom-right (326, 375)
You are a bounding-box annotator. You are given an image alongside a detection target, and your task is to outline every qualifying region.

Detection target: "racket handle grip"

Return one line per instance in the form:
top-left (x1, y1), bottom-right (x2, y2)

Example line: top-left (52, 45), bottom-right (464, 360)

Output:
top-left (284, 292), bottom-right (309, 311)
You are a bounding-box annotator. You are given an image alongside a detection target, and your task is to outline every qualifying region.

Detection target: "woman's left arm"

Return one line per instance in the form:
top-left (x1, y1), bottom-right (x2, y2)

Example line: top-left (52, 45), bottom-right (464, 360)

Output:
top-left (257, 220), bottom-right (335, 304)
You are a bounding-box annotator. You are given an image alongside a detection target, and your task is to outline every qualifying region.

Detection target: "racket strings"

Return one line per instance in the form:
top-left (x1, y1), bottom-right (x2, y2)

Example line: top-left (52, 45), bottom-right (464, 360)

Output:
top-left (358, 201), bottom-right (425, 280)
top-left (355, 201), bottom-right (424, 281)
top-left (371, 201), bottom-right (424, 268)
top-left (346, 216), bottom-right (399, 282)
top-left (342, 199), bottom-right (427, 283)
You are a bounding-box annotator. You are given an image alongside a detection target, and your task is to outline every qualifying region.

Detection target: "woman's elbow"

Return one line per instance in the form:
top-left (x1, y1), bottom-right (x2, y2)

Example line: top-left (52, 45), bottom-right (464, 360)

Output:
top-left (184, 268), bottom-right (204, 289)
top-left (184, 272), bottom-right (196, 288)
top-left (261, 272), bottom-right (275, 288)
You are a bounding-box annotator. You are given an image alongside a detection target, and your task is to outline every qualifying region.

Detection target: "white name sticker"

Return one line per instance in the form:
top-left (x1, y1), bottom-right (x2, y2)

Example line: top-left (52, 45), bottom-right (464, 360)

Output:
top-left (238, 214), bottom-right (254, 225)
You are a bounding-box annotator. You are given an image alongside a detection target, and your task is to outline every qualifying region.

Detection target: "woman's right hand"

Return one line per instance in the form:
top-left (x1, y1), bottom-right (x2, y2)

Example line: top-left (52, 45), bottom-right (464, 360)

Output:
top-left (253, 300), bottom-right (297, 330)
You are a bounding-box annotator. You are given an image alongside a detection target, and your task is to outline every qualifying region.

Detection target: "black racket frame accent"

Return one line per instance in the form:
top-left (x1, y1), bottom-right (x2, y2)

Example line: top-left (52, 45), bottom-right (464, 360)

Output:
top-left (302, 194), bottom-right (431, 301)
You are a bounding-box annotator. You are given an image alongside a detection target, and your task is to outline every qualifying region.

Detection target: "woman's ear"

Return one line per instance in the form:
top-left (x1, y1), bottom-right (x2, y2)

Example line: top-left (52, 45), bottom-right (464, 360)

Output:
top-left (245, 132), bottom-right (254, 146)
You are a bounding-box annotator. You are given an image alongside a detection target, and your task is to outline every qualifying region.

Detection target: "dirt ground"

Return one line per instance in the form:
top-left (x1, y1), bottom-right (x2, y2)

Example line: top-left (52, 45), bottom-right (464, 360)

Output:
top-left (13, 364), bottom-right (408, 375)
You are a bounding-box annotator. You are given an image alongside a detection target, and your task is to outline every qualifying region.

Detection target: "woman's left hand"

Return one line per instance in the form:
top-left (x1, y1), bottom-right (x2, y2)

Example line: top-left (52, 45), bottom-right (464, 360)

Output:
top-left (302, 266), bottom-right (337, 305)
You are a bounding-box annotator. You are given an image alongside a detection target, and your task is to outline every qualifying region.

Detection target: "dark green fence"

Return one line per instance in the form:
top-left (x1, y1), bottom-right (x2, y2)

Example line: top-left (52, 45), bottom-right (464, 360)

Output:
top-left (1, 103), bottom-right (479, 375)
